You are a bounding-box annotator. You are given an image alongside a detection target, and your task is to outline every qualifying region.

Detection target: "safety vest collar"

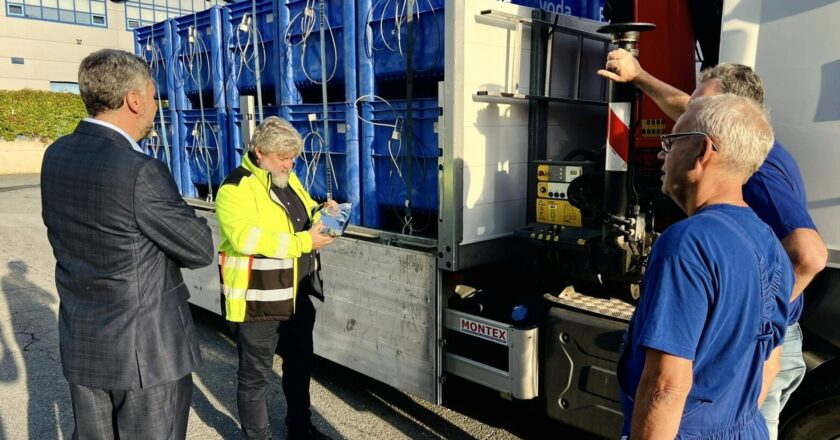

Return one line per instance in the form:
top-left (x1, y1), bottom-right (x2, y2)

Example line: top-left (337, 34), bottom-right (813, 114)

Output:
top-left (241, 153), bottom-right (270, 190)
top-left (241, 152), bottom-right (309, 209)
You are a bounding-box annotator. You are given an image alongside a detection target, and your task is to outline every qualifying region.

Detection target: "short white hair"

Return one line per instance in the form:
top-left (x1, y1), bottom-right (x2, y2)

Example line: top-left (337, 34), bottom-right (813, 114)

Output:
top-left (249, 116), bottom-right (303, 157)
top-left (683, 94), bottom-right (774, 180)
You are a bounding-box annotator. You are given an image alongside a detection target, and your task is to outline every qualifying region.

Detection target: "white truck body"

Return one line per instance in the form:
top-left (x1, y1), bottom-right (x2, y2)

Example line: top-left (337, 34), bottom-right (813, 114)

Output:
top-left (182, 1), bottom-right (840, 437)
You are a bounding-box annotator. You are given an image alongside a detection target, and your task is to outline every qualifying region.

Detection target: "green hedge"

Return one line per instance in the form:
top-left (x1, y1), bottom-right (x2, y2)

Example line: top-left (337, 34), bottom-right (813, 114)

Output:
top-left (0, 89), bottom-right (87, 142)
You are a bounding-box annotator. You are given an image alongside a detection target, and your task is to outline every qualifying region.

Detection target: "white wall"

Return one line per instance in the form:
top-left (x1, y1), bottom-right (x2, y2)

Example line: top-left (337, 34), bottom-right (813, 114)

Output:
top-left (721, 0), bottom-right (840, 256)
top-left (0, 0), bottom-right (211, 91)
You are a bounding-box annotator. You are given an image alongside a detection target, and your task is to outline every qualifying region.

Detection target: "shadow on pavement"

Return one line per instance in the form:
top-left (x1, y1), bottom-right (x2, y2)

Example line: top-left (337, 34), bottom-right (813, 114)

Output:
top-left (309, 358), bottom-right (474, 440)
top-left (1, 260), bottom-right (68, 439)
top-left (190, 305), bottom-right (343, 439)
top-left (307, 347), bottom-right (596, 439)
top-left (188, 305), bottom-right (591, 439)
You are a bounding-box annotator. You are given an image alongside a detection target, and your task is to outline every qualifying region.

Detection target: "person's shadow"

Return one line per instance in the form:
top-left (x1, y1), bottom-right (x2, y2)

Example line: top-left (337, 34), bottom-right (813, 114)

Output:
top-left (188, 305), bottom-right (343, 439)
top-left (0, 260), bottom-right (71, 439)
top-left (189, 307), bottom-right (242, 438)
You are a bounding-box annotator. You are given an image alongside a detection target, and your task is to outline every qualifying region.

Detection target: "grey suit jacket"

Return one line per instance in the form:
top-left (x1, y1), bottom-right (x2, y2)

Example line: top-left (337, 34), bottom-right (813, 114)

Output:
top-left (41, 120), bottom-right (214, 390)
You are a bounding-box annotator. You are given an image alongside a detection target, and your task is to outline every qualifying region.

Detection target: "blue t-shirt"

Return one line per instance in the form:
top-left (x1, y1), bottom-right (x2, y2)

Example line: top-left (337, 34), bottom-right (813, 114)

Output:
top-left (618, 205), bottom-right (793, 439)
top-left (744, 141), bottom-right (817, 324)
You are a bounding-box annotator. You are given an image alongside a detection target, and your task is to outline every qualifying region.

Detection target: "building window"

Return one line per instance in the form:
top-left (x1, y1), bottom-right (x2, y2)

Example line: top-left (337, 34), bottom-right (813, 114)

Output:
top-left (4, 0), bottom-right (108, 27)
top-left (50, 81), bottom-right (80, 94)
top-left (7, 2), bottom-right (24, 15)
top-left (124, 0), bottom-right (207, 30)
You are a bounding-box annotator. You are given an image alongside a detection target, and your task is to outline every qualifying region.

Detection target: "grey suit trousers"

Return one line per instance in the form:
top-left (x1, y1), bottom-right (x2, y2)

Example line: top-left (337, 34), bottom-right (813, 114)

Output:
top-left (69, 374), bottom-right (193, 440)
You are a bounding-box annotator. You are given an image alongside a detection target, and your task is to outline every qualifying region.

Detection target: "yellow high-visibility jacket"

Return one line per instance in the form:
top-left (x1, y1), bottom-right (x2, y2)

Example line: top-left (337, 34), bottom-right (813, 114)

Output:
top-left (215, 153), bottom-right (321, 322)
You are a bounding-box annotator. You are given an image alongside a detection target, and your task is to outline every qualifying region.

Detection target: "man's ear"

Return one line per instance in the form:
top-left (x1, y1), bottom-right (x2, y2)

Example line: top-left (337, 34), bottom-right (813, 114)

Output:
top-left (695, 139), bottom-right (716, 169)
top-left (125, 90), bottom-right (142, 115)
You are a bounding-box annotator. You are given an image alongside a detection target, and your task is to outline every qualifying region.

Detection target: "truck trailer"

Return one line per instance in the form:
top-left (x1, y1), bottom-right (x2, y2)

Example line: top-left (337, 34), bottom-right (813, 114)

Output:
top-left (165, 0), bottom-right (840, 438)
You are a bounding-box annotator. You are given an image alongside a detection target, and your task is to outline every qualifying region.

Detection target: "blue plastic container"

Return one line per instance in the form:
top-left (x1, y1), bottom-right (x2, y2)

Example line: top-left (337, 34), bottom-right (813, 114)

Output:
top-left (177, 108), bottom-right (229, 198)
top-left (287, 103), bottom-right (350, 201)
top-left (364, 0), bottom-right (444, 80)
top-left (171, 7), bottom-right (226, 110)
top-left (370, 98), bottom-right (438, 156)
top-left (141, 108), bottom-right (179, 174)
top-left (371, 153), bottom-right (438, 212)
top-left (134, 21), bottom-right (173, 100)
top-left (283, 0), bottom-right (346, 86)
top-left (224, 0), bottom-right (281, 109)
top-left (368, 98), bottom-right (439, 211)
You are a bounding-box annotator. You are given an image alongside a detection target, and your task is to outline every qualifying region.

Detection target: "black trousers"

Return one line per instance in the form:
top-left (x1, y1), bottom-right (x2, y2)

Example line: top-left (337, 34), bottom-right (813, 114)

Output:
top-left (231, 293), bottom-right (317, 440)
top-left (69, 374), bottom-right (193, 440)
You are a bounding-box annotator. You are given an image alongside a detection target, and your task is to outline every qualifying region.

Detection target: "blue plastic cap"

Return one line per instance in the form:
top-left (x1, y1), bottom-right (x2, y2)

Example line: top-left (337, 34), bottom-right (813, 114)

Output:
top-left (511, 305), bottom-right (528, 322)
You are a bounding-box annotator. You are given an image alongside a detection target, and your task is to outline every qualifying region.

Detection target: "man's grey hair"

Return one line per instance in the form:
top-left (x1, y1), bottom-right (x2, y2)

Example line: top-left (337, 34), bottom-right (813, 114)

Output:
top-left (698, 64), bottom-right (764, 105)
top-left (249, 116), bottom-right (304, 157)
top-left (78, 49), bottom-right (153, 117)
top-left (684, 94), bottom-right (773, 180)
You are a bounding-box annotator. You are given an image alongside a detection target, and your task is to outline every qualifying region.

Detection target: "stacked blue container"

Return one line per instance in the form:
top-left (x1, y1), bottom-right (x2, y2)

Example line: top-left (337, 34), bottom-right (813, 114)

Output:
top-left (275, 0), bottom-right (361, 225)
top-left (286, 103), bottom-right (351, 202)
top-left (369, 98), bottom-right (439, 212)
top-left (171, 6), bottom-right (226, 110)
top-left (363, 0), bottom-right (444, 81)
top-left (140, 110), bottom-right (180, 180)
top-left (177, 108), bottom-right (228, 200)
top-left (134, 21), bottom-right (182, 191)
top-left (134, 21), bottom-right (174, 101)
top-left (171, 7), bottom-right (228, 199)
top-left (224, 0), bottom-right (283, 111)
top-left (357, 0), bottom-right (443, 233)
top-left (282, 0), bottom-right (347, 99)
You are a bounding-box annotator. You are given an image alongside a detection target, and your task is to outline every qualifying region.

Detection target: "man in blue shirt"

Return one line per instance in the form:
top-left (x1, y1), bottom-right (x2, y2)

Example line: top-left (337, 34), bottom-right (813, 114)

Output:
top-left (618, 94), bottom-right (793, 438)
top-left (599, 53), bottom-right (828, 439)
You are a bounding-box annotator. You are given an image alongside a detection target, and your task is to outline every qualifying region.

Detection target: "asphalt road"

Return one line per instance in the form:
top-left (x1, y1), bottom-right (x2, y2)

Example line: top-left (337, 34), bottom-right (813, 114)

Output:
top-left (0, 174), bottom-right (587, 440)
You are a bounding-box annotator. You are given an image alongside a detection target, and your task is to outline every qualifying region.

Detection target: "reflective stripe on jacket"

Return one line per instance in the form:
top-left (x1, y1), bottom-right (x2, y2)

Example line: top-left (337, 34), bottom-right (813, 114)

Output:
top-left (215, 153), bottom-right (321, 322)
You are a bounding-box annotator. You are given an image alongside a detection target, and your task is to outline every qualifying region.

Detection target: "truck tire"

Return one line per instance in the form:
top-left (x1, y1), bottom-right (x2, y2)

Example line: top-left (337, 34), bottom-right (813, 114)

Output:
top-left (780, 395), bottom-right (840, 440)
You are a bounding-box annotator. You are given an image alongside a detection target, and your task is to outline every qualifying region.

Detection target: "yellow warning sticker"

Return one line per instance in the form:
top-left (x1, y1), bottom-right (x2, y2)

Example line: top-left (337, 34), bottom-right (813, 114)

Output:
top-left (536, 199), bottom-right (582, 227)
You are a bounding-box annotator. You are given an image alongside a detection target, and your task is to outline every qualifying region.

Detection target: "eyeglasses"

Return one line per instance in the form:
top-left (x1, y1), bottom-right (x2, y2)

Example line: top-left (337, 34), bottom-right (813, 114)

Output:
top-left (660, 131), bottom-right (719, 153)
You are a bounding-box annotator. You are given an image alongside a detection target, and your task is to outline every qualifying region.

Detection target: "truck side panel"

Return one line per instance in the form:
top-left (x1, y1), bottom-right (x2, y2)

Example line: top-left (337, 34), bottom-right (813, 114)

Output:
top-left (315, 238), bottom-right (439, 402)
top-left (182, 213), bottom-right (440, 403)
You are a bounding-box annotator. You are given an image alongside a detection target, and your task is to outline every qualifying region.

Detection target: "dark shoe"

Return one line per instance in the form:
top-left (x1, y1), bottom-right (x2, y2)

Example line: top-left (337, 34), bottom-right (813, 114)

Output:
top-left (287, 425), bottom-right (332, 440)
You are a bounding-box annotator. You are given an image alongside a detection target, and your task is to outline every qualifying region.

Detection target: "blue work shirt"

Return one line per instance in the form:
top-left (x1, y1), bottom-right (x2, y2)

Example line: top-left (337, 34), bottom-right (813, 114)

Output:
top-left (744, 141), bottom-right (816, 324)
top-left (618, 205), bottom-right (793, 439)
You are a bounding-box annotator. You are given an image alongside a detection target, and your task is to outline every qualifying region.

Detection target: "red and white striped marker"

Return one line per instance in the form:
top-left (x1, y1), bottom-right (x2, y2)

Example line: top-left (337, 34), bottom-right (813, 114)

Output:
top-left (606, 102), bottom-right (631, 172)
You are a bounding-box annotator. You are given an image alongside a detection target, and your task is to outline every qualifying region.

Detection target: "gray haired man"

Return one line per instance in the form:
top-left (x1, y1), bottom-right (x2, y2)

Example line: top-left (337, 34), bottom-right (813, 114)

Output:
top-left (599, 50), bottom-right (827, 439)
top-left (216, 116), bottom-right (335, 439)
top-left (618, 94), bottom-right (793, 438)
top-left (41, 49), bottom-right (214, 438)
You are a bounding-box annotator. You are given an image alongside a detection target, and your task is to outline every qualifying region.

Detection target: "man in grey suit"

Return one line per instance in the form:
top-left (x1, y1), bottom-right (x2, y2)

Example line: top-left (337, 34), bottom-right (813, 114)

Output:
top-left (41, 49), bottom-right (215, 439)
